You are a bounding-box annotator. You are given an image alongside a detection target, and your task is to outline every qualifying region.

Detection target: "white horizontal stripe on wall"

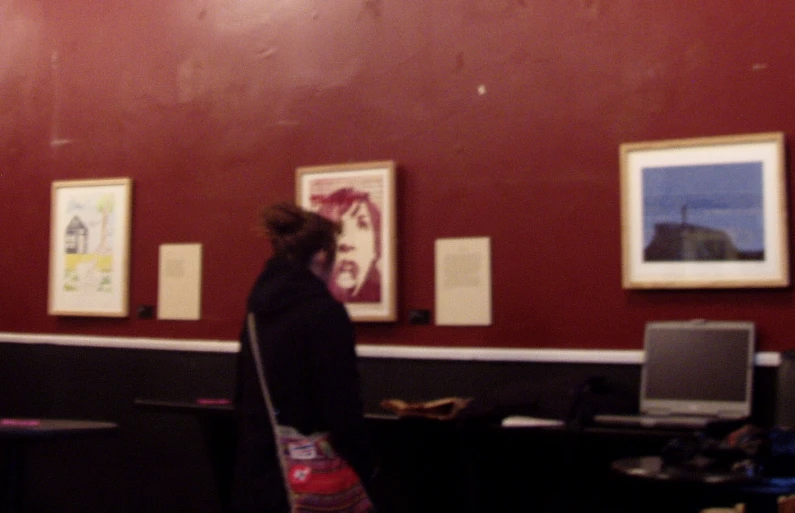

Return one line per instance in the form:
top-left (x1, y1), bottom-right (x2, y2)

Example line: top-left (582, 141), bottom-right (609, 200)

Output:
top-left (356, 344), bottom-right (780, 367)
top-left (0, 332), bottom-right (781, 366)
top-left (0, 332), bottom-right (239, 353)
top-left (355, 345), bottom-right (645, 364)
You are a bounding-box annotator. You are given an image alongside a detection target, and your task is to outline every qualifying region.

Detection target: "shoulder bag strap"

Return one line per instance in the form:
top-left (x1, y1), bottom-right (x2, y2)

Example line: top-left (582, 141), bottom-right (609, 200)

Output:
top-left (246, 312), bottom-right (296, 510)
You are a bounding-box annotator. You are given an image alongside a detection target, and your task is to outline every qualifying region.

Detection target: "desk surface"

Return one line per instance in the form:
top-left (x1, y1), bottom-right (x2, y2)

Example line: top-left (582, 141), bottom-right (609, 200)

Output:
top-left (134, 398), bottom-right (235, 415)
top-left (0, 418), bottom-right (118, 439)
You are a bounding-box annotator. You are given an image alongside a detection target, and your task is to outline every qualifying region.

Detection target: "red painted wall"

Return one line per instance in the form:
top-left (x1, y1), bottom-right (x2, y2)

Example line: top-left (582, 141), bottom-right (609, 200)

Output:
top-left (1, 1), bottom-right (794, 350)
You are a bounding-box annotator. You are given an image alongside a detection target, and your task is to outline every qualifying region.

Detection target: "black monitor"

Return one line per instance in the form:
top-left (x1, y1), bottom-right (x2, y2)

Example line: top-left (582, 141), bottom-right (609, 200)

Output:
top-left (639, 320), bottom-right (755, 418)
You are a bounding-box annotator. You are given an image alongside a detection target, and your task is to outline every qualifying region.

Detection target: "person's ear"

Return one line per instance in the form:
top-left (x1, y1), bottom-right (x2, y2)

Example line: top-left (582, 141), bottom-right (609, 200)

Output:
top-left (312, 250), bottom-right (329, 267)
top-left (309, 250), bottom-right (332, 281)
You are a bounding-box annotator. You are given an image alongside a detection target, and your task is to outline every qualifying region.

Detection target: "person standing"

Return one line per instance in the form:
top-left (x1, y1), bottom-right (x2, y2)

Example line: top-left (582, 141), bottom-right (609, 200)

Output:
top-left (231, 202), bottom-right (376, 513)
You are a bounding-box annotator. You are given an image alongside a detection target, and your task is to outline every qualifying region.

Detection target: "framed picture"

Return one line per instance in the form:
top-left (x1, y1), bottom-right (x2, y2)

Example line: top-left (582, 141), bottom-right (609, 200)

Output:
top-left (48, 178), bottom-right (133, 316)
top-left (620, 132), bottom-right (788, 289)
top-left (296, 161), bottom-right (397, 322)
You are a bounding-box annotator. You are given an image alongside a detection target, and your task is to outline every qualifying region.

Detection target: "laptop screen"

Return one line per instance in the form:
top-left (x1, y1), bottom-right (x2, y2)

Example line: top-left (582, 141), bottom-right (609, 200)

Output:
top-left (639, 320), bottom-right (755, 418)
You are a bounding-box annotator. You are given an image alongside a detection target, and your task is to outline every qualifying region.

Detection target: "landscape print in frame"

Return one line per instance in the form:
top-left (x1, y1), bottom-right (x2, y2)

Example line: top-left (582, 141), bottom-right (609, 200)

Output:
top-left (620, 132), bottom-right (788, 289)
top-left (296, 161), bottom-right (397, 322)
top-left (48, 178), bottom-right (133, 317)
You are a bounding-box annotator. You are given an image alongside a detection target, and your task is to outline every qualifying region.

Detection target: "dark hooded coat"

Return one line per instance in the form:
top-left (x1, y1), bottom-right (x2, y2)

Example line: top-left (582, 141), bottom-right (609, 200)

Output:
top-left (231, 257), bottom-right (374, 513)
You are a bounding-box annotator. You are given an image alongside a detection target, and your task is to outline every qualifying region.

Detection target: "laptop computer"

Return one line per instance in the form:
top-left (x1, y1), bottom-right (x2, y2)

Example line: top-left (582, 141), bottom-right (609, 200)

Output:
top-left (593, 320), bottom-right (755, 429)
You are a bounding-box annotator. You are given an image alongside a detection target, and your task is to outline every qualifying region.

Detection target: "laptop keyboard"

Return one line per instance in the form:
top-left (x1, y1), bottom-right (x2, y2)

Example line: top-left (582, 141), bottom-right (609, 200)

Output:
top-left (593, 413), bottom-right (711, 429)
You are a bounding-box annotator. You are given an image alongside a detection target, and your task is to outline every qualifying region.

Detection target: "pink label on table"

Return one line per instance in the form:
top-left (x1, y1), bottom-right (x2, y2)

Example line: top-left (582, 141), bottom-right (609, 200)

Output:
top-left (196, 398), bottom-right (231, 405)
top-left (1, 418), bottom-right (41, 427)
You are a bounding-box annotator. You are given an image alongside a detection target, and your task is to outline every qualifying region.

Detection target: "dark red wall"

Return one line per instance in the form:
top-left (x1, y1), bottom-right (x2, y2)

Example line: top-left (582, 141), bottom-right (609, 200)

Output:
top-left (2, 1), bottom-right (794, 350)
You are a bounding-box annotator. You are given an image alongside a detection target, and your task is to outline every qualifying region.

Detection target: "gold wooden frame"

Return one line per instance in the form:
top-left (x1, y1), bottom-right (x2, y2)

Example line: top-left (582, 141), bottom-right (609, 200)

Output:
top-left (296, 161), bottom-right (397, 322)
top-left (48, 178), bottom-right (133, 316)
top-left (620, 132), bottom-right (788, 289)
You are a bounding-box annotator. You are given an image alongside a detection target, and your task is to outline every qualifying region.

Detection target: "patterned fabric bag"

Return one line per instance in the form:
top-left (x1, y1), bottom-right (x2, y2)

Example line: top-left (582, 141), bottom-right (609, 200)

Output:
top-left (247, 314), bottom-right (375, 513)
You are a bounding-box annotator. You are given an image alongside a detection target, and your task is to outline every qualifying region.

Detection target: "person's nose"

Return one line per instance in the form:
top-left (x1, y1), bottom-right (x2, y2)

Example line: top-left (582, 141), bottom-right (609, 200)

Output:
top-left (338, 242), bottom-right (355, 253)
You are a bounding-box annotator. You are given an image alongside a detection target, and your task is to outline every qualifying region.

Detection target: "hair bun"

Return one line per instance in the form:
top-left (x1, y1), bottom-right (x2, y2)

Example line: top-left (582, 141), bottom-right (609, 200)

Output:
top-left (264, 203), bottom-right (305, 236)
top-left (260, 202), bottom-right (339, 266)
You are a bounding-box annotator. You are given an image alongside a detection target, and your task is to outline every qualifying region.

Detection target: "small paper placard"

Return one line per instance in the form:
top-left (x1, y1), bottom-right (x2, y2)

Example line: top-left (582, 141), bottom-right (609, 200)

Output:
top-left (434, 237), bottom-right (492, 326)
top-left (157, 243), bottom-right (203, 320)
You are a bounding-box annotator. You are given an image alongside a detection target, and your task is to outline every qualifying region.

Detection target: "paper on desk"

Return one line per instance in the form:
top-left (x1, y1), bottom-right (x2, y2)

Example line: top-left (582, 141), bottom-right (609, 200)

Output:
top-left (501, 416), bottom-right (565, 428)
top-left (380, 397), bottom-right (473, 420)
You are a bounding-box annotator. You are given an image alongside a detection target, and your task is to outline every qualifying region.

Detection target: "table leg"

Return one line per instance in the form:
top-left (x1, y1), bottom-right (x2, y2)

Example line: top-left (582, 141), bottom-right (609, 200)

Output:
top-left (197, 416), bottom-right (236, 513)
top-left (743, 494), bottom-right (780, 513)
top-left (1, 442), bottom-right (24, 513)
